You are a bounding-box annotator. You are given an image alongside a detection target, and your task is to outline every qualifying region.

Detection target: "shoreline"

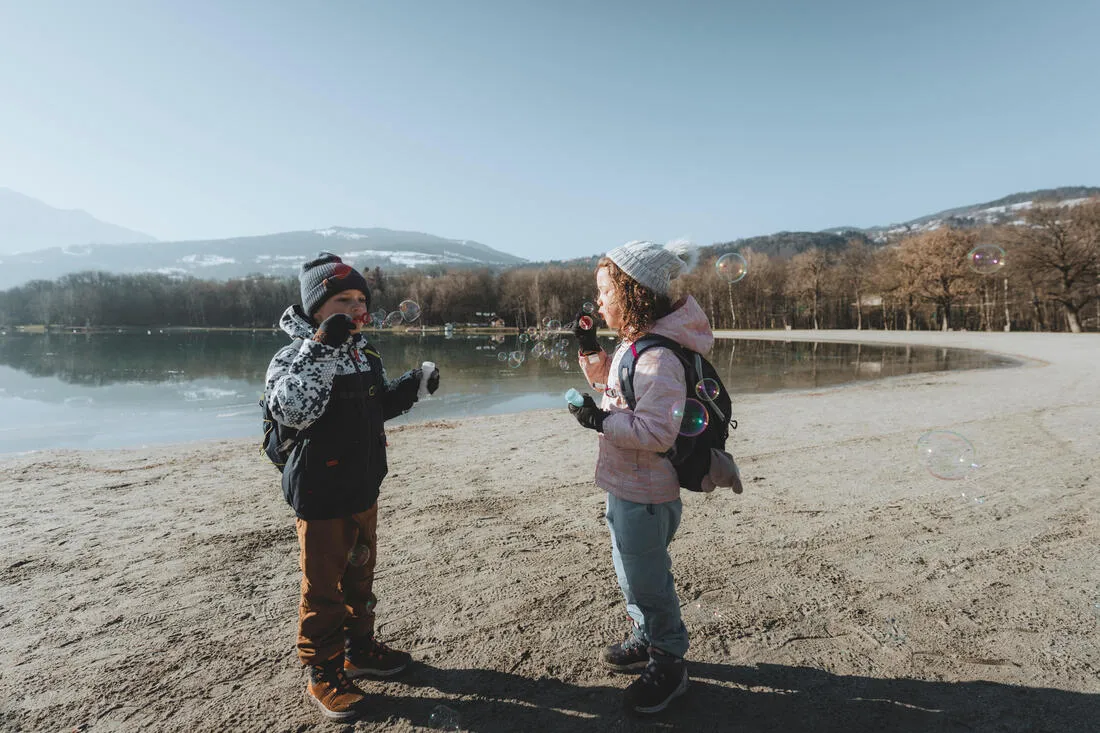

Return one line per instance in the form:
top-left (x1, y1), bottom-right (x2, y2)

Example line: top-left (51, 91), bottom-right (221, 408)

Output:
top-left (1, 330), bottom-right (1098, 731)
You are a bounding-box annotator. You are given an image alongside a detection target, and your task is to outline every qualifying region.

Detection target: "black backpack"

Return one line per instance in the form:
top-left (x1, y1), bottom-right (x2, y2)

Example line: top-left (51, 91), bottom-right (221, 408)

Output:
top-left (617, 334), bottom-right (735, 492)
top-left (261, 338), bottom-right (305, 472)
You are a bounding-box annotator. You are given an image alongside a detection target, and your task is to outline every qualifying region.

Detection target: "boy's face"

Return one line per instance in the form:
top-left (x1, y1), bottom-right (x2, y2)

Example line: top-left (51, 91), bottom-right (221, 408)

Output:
top-left (595, 267), bottom-right (623, 330)
top-left (313, 289), bottom-right (369, 331)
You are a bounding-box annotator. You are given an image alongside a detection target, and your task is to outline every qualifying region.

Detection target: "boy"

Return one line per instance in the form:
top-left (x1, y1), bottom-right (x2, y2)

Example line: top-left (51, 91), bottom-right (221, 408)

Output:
top-left (265, 252), bottom-right (439, 721)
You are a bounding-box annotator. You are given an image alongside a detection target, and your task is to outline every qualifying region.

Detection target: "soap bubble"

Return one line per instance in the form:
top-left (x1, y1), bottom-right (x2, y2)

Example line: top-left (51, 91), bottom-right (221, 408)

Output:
top-left (546, 319), bottom-right (561, 331)
top-left (916, 430), bottom-right (979, 480)
top-left (695, 378), bottom-right (720, 401)
top-left (716, 253), bottom-right (748, 283)
top-left (383, 311), bottom-right (403, 328)
top-left (347, 544), bottom-right (370, 567)
top-left (559, 359), bottom-right (571, 370)
top-left (683, 601), bottom-right (723, 622)
top-left (429, 704), bottom-right (460, 731)
top-left (496, 352), bottom-right (507, 362)
top-left (531, 343), bottom-right (546, 358)
top-left (967, 244), bottom-right (1006, 275)
top-left (581, 301), bottom-right (597, 315)
top-left (399, 300), bottom-right (421, 322)
top-left (672, 398), bottom-right (709, 437)
top-left (526, 326), bottom-right (538, 338)
top-left (508, 351), bottom-right (525, 368)
top-left (578, 315), bottom-right (594, 330)
top-left (372, 309), bottom-right (387, 327)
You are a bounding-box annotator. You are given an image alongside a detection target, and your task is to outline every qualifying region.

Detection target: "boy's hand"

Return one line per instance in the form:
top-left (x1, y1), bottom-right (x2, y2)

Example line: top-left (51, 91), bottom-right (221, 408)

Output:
top-left (313, 313), bottom-right (354, 347)
top-left (568, 393), bottom-right (608, 432)
top-left (572, 311), bottom-right (602, 355)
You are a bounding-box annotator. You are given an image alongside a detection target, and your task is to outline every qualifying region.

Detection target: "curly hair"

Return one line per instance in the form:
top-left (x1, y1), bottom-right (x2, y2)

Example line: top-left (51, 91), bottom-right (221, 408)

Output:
top-left (596, 257), bottom-right (673, 340)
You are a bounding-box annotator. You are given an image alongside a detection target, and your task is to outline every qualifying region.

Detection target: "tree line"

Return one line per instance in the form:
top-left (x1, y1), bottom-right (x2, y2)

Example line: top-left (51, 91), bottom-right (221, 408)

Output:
top-left (1, 200), bottom-right (1097, 333)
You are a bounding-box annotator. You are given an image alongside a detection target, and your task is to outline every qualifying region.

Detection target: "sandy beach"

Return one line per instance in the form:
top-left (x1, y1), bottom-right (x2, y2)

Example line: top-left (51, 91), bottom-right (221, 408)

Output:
top-left (1, 330), bottom-right (1097, 733)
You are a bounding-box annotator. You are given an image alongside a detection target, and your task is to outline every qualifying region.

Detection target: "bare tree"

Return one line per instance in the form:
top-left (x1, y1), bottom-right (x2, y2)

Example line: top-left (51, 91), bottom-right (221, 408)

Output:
top-left (787, 248), bottom-right (832, 329)
top-left (1008, 201), bottom-right (1100, 333)
top-left (839, 239), bottom-right (873, 330)
top-left (898, 229), bottom-right (977, 331)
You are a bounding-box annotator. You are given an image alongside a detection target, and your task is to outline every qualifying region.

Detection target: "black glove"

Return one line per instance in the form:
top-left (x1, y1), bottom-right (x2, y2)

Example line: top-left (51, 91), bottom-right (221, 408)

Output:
top-left (426, 366), bottom-right (440, 394)
top-left (396, 369), bottom-right (421, 403)
top-left (568, 393), bottom-right (609, 432)
top-left (572, 310), bottom-right (602, 355)
top-left (313, 313), bottom-right (354, 347)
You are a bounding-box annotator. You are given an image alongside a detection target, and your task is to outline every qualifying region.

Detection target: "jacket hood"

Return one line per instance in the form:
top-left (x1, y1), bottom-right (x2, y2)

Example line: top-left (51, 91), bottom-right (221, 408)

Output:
top-left (648, 295), bottom-right (714, 355)
top-left (279, 305), bottom-right (317, 341)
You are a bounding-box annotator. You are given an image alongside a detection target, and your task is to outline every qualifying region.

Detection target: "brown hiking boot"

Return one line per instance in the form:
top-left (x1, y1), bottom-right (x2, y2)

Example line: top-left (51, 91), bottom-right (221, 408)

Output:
top-left (306, 657), bottom-right (367, 721)
top-left (345, 636), bottom-right (411, 678)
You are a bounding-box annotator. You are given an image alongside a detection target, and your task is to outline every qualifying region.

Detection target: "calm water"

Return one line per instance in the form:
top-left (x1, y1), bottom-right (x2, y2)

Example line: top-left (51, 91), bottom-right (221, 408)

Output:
top-left (0, 331), bottom-right (1017, 454)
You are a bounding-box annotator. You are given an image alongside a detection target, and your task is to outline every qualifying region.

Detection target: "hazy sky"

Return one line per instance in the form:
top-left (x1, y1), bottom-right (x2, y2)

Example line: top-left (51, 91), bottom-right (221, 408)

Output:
top-left (1, 1), bottom-right (1097, 260)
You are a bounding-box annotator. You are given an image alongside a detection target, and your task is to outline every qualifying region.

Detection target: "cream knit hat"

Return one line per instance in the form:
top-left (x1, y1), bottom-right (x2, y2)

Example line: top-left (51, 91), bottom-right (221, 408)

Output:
top-left (604, 239), bottom-right (699, 295)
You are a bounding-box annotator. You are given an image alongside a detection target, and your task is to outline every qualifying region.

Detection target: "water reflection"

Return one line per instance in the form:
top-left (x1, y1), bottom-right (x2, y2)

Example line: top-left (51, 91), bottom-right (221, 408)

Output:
top-left (0, 331), bottom-right (1018, 453)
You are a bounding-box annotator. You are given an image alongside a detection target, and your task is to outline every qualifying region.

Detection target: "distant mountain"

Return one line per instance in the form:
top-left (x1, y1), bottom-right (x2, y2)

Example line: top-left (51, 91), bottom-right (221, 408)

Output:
top-left (855, 186), bottom-right (1100, 241)
top-left (0, 225), bottom-right (526, 289)
top-left (716, 187), bottom-right (1100, 259)
top-left (0, 188), bottom-right (156, 255)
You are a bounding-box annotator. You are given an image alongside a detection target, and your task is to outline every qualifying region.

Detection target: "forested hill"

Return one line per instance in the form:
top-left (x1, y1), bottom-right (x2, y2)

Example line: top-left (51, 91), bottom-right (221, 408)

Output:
top-left (709, 186), bottom-right (1099, 260)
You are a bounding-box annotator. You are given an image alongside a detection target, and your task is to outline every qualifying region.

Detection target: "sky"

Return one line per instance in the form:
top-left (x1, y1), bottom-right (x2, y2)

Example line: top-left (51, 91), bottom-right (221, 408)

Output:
top-left (1, 0), bottom-right (1097, 261)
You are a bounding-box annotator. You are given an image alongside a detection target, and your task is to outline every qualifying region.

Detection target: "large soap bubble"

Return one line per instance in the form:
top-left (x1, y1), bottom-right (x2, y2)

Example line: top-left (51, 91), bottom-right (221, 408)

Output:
top-left (917, 430), bottom-right (979, 480)
top-left (695, 378), bottom-right (720, 401)
top-left (399, 299), bottom-right (421, 322)
top-left (716, 253), bottom-right (748, 283)
top-left (672, 398), bottom-right (709, 437)
top-left (967, 244), bottom-right (1006, 275)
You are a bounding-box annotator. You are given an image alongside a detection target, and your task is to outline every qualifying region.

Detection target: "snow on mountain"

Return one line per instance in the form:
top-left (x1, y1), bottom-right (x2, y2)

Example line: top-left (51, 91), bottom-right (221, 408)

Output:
top-left (858, 187), bottom-right (1100, 242)
top-left (0, 226), bottom-right (527, 289)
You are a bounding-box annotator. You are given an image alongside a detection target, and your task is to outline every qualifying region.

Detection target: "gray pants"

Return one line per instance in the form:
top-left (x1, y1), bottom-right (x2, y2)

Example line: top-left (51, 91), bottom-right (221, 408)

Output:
top-left (605, 493), bottom-right (689, 658)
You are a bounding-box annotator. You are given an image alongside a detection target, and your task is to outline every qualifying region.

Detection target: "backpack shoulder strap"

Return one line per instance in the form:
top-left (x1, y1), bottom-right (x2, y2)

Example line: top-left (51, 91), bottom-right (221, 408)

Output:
top-left (617, 334), bottom-right (694, 411)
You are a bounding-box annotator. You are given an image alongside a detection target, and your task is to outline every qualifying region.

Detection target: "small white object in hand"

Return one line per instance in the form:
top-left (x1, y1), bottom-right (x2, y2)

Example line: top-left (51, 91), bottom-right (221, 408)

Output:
top-left (418, 360), bottom-right (437, 399)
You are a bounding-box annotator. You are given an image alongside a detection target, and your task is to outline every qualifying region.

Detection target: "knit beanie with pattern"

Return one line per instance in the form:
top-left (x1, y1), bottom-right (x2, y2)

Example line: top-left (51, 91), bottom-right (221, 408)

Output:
top-left (604, 239), bottom-right (699, 295)
top-left (299, 252), bottom-right (371, 317)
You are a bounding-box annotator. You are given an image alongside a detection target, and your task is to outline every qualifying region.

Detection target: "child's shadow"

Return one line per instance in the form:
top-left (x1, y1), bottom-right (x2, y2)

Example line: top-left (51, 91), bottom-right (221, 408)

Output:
top-left (371, 660), bottom-right (1099, 732)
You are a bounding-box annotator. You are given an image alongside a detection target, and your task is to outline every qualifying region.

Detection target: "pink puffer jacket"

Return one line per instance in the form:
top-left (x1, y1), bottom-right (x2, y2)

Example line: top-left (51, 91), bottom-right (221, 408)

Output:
top-left (578, 296), bottom-right (715, 504)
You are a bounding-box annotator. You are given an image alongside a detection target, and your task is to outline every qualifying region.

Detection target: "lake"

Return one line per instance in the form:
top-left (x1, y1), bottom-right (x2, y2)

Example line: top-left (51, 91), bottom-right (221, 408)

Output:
top-left (0, 331), bottom-right (1018, 454)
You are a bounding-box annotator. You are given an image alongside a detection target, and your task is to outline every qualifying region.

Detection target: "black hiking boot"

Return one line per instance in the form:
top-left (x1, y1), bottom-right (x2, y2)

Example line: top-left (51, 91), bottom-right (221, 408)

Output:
top-left (601, 633), bottom-right (650, 672)
top-left (623, 650), bottom-right (689, 714)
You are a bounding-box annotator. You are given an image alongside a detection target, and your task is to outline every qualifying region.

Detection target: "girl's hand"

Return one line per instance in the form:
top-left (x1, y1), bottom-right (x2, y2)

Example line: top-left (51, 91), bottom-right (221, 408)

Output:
top-left (568, 394), bottom-right (609, 432)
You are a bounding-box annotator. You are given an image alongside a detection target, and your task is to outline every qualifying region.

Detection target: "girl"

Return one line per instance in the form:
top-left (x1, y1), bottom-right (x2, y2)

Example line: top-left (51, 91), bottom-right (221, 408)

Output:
top-left (569, 239), bottom-right (717, 714)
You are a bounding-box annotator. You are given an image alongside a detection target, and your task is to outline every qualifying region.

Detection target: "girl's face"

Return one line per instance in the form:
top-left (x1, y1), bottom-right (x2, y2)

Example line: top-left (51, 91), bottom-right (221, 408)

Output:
top-left (313, 289), bottom-right (369, 330)
top-left (595, 267), bottom-right (623, 330)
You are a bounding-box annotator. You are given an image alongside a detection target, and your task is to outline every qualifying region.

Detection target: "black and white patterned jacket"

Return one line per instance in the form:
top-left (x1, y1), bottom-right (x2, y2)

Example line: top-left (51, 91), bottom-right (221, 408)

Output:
top-left (265, 305), bottom-right (420, 519)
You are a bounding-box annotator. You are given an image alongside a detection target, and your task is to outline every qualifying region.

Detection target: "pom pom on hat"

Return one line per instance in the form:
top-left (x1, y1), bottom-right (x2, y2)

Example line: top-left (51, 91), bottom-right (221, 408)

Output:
top-left (604, 239), bottom-right (699, 295)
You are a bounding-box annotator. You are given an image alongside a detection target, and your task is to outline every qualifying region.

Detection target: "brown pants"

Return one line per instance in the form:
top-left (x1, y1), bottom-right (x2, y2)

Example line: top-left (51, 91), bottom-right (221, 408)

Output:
top-left (295, 504), bottom-right (378, 666)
